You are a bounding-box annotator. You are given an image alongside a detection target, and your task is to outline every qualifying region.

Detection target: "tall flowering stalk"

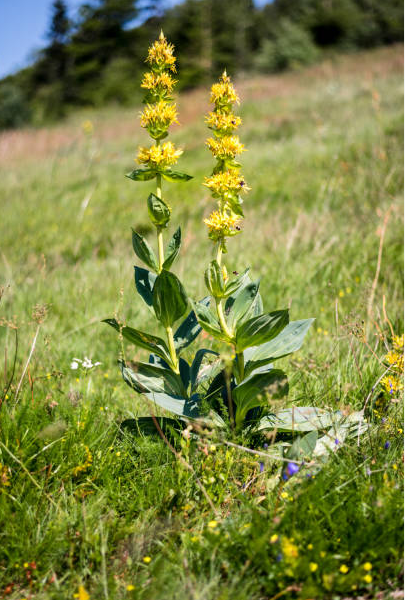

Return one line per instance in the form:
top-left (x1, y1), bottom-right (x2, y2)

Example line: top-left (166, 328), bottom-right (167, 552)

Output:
top-left (105, 43), bottom-right (314, 439)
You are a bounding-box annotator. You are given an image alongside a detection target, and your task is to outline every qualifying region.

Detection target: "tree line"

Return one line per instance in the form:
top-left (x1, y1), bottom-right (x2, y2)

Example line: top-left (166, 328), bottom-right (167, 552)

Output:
top-left (0, 0), bottom-right (403, 129)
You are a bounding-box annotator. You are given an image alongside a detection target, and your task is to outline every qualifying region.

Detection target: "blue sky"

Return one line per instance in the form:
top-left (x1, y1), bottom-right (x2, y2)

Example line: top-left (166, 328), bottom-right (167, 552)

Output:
top-left (0, 0), bottom-right (269, 79)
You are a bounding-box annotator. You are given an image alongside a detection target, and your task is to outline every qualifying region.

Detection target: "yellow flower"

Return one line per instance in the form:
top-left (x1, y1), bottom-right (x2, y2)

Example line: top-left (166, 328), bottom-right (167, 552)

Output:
top-left (146, 31), bottom-right (176, 72)
top-left (210, 71), bottom-right (239, 106)
top-left (126, 584), bottom-right (135, 591)
top-left (206, 136), bottom-right (245, 160)
top-left (393, 334), bottom-right (404, 351)
top-left (381, 376), bottom-right (403, 395)
top-left (141, 71), bottom-right (177, 93)
top-left (207, 520), bottom-right (218, 529)
top-left (204, 210), bottom-right (241, 240)
top-left (0, 464), bottom-right (11, 487)
top-left (280, 491), bottom-right (288, 499)
top-left (385, 350), bottom-right (404, 371)
top-left (140, 101), bottom-right (178, 135)
top-left (204, 170), bottom-right (249, 197)
top-left (270, 534), bottom-right (279, 543)
top-left (82, 120), bottom-right (93, 135)
top-left (339, 564), bottom-right (349, 574)
top-left (309, 562), bottom-right (318, 572)
top-left (281, 537), bottom-right (298, 559)
top-left (137, 141), bottom-right (183, 168)
top-left (142, 556), bottom-right (152, 564)
top-left (307, 543), bottom-right (313, 550)
top-left (363, 574), bottom-right (373, 583)
top-left (206, 111), bottom-right (242, 134)
top-left (363, 562), bottom-right (372, 571)
top-left (73, 586), bottom-right (89, 600)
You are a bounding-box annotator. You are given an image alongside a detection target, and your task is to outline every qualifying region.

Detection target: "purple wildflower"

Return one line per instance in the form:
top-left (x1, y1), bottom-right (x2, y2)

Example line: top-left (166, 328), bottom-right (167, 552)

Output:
top-left (384, 441), bottom-right (390, 449)
top-left (259, 462), bottom-right (264, 473)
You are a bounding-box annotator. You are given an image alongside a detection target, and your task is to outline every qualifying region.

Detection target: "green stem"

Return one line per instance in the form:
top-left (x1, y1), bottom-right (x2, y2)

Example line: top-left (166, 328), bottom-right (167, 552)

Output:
top-left (156, 172), bottom-right (165, 272)
top-left (166, 326), bottom-right (179, 374)
top-left (216, 242), bottom-right (222, 266)
top-left (216, 298), bottom-right (232, 339)
top-left (236, 351), bottom-right (245, 383)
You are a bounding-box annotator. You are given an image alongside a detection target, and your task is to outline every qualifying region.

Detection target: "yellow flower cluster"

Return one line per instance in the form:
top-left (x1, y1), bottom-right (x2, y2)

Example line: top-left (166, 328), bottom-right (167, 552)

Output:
top-left (137, 141), bottom-right (183, 169)
top-left (381, 332), bottom-right (404, 397)
top-left (146, 31), bottom-right (176, 72)
top-left (204, 210), bottom-right (241, 241)
top-left (206, 136), bottom-right (245, 160)
top-left (72, 445), bottom-right (93, 477)
top-left (204, 72), bottom-right (248, 246)
top-left (204, 170), bottom-right (249, 198)
top-left (139, 32), bottom-right (179, 147)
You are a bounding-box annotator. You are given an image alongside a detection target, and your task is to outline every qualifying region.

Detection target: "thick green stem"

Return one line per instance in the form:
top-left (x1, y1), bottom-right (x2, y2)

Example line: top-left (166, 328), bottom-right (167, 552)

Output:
top-left (236, 351), bottom-right (245, 383)
top-left (155, 172), bottom-right (165, 272)
top-left (216, 242), bottom-right (222, 266)
top-left (166, 326), bottom-right (179, 374)
top-left (216, 298), bottom-right (233, 339)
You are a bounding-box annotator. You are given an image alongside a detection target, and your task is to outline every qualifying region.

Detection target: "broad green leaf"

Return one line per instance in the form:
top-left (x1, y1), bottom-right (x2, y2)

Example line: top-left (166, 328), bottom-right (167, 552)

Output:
top-left (120, 361), bottom-right (200, 418)
top-left (103, 319), bottom-right (172, 365)
top-left (148, 354), bottom-right (191, 391)
top-left (132, 229), bottom-right (158, 272)
top-left (223, 268), bottom-right (249, 298)
top-left (126, 168), bottom-right (156, 181)
top-left (258, 406), bottom-right (336, 432)
top-left (235, 310), bottom-right (289, 351)
top-left (163, 226), bottom-right (181, 270)
top-left (244, 318), bottom-right (315, 377)
top-left (233, 369), bottom-right (288, 426)
top-left (161, 170), bottom-right (193, 182)
top-left (192, 301), bottom-right (227, 341)
top-left (204, 260), bottom-right (225, 298)
top-left (174, 297), bottom-right (210, 353)
top-left (226, 280), bottom-right (260, 331)
top-left (152, 269), bottom-right (188, 327)
top-left (287, 430), bottom-right (318, 461)
top-left (190, 348), bottom-right (220, 391)
top-left (134, 267), bottom-right (156, 307)
top-left (147, 193), bottom-right (171, 227)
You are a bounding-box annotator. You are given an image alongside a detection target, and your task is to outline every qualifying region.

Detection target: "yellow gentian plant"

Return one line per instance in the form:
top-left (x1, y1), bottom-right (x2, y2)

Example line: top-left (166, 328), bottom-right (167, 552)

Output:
top-left (105, 34), bottom-right (316, 437)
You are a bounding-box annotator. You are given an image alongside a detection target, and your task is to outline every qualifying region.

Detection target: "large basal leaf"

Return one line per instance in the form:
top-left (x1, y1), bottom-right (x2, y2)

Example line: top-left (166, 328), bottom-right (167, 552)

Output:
top-left (103, 319), bottom-right (173, 365)
top-left (244, 318), bottom-right (315, 377)
top-left (190, 348), bottom-right (220, 391)
top-left (121, 361), bottom-right (200, 418)
top-left (126, 168), bottom-right (156, 181)
top-left (233, 369), bottom-right (288, 426)
top-left (120, 360), bottom-right (187, 399)
top-left (226, 280), bottom-right (261, 331)
top-left (132, 229), bottom-right (158, 272)
top-left (149, 354), bottom-right (191, 391)
top-left (134, 267), bottom-right (157, 307)
top-left (163, 226), bottom-right (181, 270)
top-left (192, 301), bottom-right (226, 341)
top-left (313, 410), bottom-right (368, 457)
top-left (161, 170), bottom-right (193, 182)
top-left (152, 269), bottom-right (188, 328)
top-left (286, 430), bottom-right (318, 461)
top-left (235, 310), bottom-right (289, 351)
top-left (147, 193), bottom-right (171, 227)
top-left (174, 297), bottom-right (211, 353)
top-left (258, 406), bottom-right (336, 432)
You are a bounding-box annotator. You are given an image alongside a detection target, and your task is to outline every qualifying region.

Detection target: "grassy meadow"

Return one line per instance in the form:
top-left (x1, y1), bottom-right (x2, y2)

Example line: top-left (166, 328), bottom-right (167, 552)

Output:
top-left (0, 44), bottom-right (403, 599)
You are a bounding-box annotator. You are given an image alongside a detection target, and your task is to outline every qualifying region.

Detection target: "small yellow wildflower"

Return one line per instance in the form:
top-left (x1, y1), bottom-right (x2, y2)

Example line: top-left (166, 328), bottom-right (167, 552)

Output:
top-left (204, 210), bottom-right (241, 240)
top-left (24, 562), bottom-right (29, 568)
top-left (146, 31), bottom-right (176, 72)
top-left (385, 350), bottom-right (404, 371)
top-left (280, 491), bottom-right (289, 499)
top-left (142, 556), bottom-right (152, 564)
top-left (339, 290), bottom-right (345, 298)
top-left (381, 376), bottom-right (403, 395)
top-left (363, 574), bottom-right (373, 583)
top-left (141, 71), bottom-right (177, 92)
top-left (346, 287), bottom-right (352, 294)
top-left (363, 562), bottom-right (372, 571)
top-left (126, 584), bottom-right (135, 591)
top-left (393, 334), bottom-right (404, 351)
top-left (204, 170), bottom-right (249, 197)
top-left (270, 534), bottom-right (279, 543)
top-left (320, 551), bottom-right (326, 558)
top-left (72, 446), bottom-right (93, 477)
top-left (190, 535), bottom-right (199, 542)
top-left (207, 520), bottom-right (218, 529)
top-left (340, 564), bottom-right (349, 574)
top-left (206, 136), bottom-right (245, 160)
top-left (393, 464), bottom-right (398, 470)
top-left (0, 464), bottom-right (11, 487)
top-left (281, 537), bottom-right (298, 559)
top-left (73, 586), bottom-right (90, 600)
top-left (82, 120), bottom-right (94, 135)
top-left (309, 562), bottom-right (318, 572)
top-left (307, 543), bottom-right (313, 550)
top-left (137, 141), bottom-right (183, 169)
top-left (210, 71), bottom-right (239, 106)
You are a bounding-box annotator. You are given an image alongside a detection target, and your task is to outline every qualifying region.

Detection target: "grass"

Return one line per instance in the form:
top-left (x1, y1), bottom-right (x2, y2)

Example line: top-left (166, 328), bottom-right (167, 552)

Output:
top-left (0, 44), bottom-right (403, 599)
